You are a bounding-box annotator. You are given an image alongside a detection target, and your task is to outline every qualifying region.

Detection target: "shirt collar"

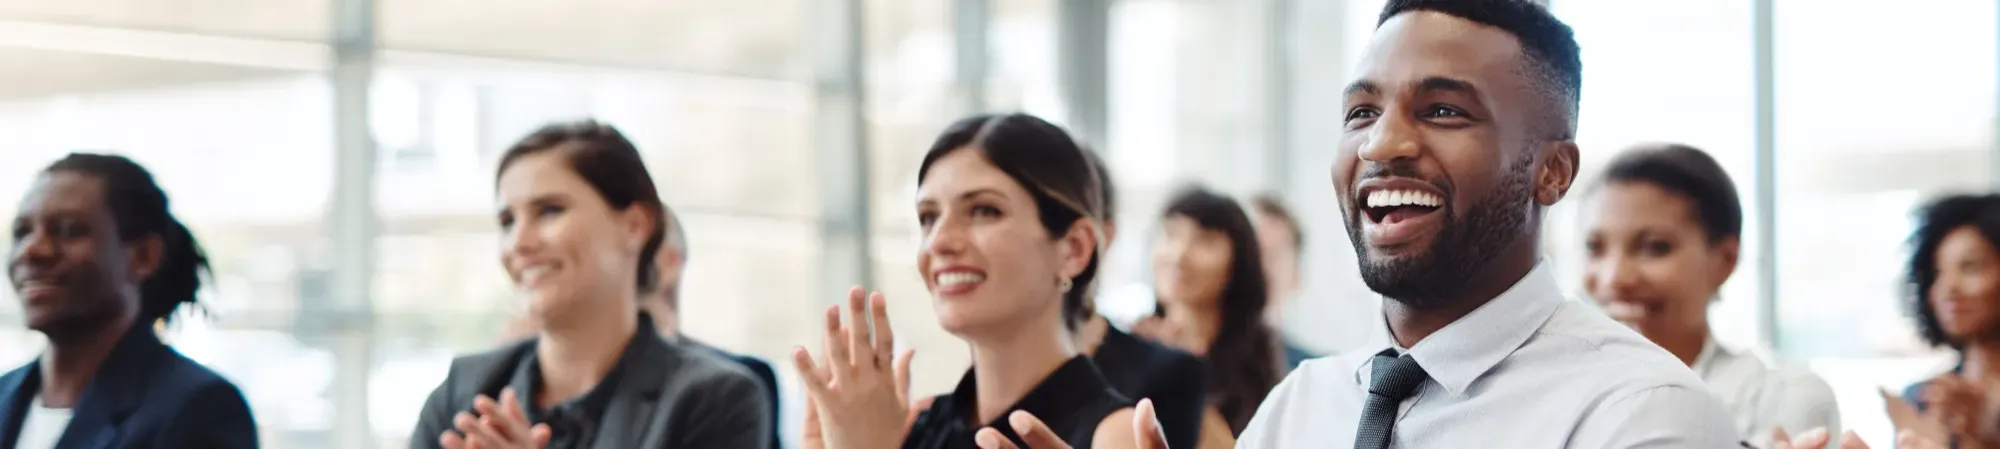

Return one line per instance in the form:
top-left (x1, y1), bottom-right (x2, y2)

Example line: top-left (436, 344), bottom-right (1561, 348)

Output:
top-left (1690, 334), bottom-right (1723, 376)
top-left (1354, 260), bottom-right (1565, 396)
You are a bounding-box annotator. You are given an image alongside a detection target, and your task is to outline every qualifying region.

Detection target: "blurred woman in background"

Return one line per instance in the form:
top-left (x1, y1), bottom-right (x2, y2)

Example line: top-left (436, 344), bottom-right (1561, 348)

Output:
top-left (1580, 144), bottom-right (1839, 447)
top-left (410, 121), bottom-right (770, 449)
top-left (0, 153), bottom-right (258, 448)
top-left (1075, 150), bottom-right (1209, 449)
top-left (1136, 185), bottom-right (1284, 444)
top-left (1901, 192), bottom-right (2000, 447)
top-left (795, 113), bottom-right (1161, 449)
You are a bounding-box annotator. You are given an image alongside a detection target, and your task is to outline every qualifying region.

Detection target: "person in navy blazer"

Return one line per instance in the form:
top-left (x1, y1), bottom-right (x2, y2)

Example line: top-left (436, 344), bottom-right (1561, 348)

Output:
top-left (0, 153), bottom-right (258, 449)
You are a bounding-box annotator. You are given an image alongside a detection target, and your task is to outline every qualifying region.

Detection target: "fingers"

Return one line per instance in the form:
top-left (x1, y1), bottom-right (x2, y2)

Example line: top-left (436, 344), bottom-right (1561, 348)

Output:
top-left (1133, 399), bottom-right (1169, 449)
top-left (440, 432), bottom-right (466, 449)
top-left (846, 287), bottom-right (873, 369)
top-left (471, 394), bottom-right (521, 443)
top-left (1899, 430), bottom-right (1938, 449)
top-left (499, 388), bottom-right (531, 434)
top-left (1771, 426), bottom-right (1791, 445)
top-left (1838, 430), bottom-right (1870, 449)
top-left (1789, 428), bottom-right (1831, 449)
top-left (791, 347), bottom-right (831, 397)
top-left (975, 428), bottom-right (1022, 449)
top-left (453, 412), bottom-right (503, 446)
top-left (530, 424), bottom-right (552, 448)
top-left (823, 304), bottom-right (852, 378)
top-left (1010, 410), bottom-right (1071, 449)
top-left (802, 393), bottom-right (824, 439)
top-left (894, 348), bottom-right (916, 403)
top-left (870, 292), bottom-right (896, 366)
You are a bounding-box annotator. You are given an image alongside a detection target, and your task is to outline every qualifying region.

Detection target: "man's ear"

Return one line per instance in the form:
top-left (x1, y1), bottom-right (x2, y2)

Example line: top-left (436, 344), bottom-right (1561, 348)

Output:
top-left (1535, 141), bottom-right (1581, 206)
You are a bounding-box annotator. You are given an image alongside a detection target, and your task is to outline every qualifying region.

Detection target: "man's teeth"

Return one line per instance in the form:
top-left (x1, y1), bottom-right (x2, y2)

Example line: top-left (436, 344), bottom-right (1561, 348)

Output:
top-left (1365, 189), bottom-right (1443, 208)
top-left (936, 272), bottom-right (986, 287)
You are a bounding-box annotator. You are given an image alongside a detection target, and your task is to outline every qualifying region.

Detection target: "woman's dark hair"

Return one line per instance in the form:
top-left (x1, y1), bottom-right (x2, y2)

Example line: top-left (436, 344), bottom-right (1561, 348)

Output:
top-left (46, 153), bottom-right (210, 325)
top-left (496, 120), bottom-right (666, 293)
top-left (1906, 193), bottom-right (2000, 348)
top-left (1158, 185), bottom-right (1281, 435)
top-left (1596, 143), bottom-right (1743, 242)
top-left (916, 113), bottom-right (1103, 329)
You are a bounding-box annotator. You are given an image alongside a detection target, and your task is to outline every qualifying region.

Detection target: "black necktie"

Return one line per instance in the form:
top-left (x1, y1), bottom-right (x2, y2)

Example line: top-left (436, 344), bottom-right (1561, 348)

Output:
top-left (1354, 350), bottom-right (1429, 449)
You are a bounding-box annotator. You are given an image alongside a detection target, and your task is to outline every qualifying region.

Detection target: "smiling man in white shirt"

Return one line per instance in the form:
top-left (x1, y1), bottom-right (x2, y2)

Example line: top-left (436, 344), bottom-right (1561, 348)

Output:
top-left (1233, 1), bottom-right (1739, 448)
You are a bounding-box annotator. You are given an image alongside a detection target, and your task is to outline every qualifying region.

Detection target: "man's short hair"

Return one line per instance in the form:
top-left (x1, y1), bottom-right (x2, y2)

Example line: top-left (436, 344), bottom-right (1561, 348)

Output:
top-left (1379, 0), bottom-right (1582, 139)
top-left (1251, 193), bottom-right (1305, 253)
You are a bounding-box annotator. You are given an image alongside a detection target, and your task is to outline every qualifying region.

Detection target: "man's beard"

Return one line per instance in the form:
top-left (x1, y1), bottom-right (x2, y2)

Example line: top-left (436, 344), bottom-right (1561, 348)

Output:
top-left (1347, 157), bottom-right (1534, 308)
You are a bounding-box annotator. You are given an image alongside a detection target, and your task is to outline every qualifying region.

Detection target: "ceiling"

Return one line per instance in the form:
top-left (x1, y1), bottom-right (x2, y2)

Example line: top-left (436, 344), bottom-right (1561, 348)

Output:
top-left (0, 46), bottom-right (292, 100)
top-left (0, 0), bottom-right (808, 78)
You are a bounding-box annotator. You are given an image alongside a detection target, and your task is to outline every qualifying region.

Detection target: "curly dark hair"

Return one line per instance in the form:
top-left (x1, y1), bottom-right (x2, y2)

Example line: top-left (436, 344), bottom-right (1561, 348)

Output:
top-left (1906, 193), bottom-right (2000, 348)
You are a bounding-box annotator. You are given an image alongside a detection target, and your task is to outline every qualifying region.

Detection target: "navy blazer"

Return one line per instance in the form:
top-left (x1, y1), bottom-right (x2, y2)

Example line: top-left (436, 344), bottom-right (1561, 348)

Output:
top-left (684, 339), bottom-right (780, 449)
top-left (0, 326), bottom-right (258, 449)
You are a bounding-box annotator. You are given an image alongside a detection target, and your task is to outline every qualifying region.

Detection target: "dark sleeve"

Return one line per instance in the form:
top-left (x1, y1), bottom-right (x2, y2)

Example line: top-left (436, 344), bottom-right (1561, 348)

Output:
top-left (1146, 354), bottom-right (1209, 449)
top-left (670, 371), bottom-right (773, 449)
top-left (164, 380), bottom-right (260, 449)
top-left (408, 373), bottom-right (458, 449)
top-left (736, 357), bottom-right (783, 449)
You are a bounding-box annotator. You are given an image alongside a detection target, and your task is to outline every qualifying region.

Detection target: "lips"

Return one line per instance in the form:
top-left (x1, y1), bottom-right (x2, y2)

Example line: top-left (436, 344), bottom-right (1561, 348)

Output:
top-left (932, 267), bottom-right (986, 296)
top-left (1354, 178), bottom-right (1448, 249)
top-left (514, 262), bottom-right (559, 290)
top-left (14, 278), bottom-right (62, 303)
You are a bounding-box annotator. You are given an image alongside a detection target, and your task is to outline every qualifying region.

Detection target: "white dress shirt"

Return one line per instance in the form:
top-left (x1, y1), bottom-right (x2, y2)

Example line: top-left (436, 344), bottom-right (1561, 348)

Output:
top-left (14, 395), bottom-right (71, 449)
top-left (1694, 337), bottom-right (1841, 448)
top-left (1235, 262), bottom-right (1739, 448)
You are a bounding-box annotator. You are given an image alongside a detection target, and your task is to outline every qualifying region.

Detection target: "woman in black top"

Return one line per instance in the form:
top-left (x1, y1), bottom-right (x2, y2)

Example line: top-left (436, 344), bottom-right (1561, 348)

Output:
top-left (793, 113), bottom-right (1165, 449)
top-left (1075, 150), bottom-right (1209, 449)
top-left (0, 153), bottom-right (258, 448)
top-left (1133, 186), bottom-right (1284, 444)
top-left (409, 121), bottom-right (770, 449)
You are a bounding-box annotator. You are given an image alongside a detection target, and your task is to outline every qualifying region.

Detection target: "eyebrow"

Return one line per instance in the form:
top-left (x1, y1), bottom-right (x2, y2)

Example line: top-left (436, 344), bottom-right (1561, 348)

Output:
top-left (1343, 77), bottom-right (1483, 99)
top-left (1342, 80), bottom-right (1379, 98)
top-left (917, 187), bottom-right (1008, 207)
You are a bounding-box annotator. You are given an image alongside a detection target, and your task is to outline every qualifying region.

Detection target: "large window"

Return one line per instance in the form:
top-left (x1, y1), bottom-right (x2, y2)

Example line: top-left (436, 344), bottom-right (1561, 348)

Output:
top-left (1772, 0), bottom-right (1990, 442)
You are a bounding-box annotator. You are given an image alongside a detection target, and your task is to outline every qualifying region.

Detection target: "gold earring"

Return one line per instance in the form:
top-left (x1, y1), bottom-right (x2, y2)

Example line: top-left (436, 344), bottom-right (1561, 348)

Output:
top-left (1058, 277), bottom-right (1073, 293)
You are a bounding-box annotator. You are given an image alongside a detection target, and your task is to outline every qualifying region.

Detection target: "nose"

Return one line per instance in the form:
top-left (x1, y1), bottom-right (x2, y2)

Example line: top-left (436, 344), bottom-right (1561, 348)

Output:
top-left (9, 227), bottom-right (57, 270)
top-left (1356, 111), bottom-right (1421, 163)
top-left (503, 219), bottom-right (542, 258)
top-left (923, 215), bottom-right (969, 257)
top-left (1590, 254), bottom-right (1640, 299)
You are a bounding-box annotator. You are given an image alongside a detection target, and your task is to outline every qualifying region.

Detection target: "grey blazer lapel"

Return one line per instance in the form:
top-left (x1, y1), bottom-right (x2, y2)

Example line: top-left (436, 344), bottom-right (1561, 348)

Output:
top-left (592, 333), bottom-right (680, 449)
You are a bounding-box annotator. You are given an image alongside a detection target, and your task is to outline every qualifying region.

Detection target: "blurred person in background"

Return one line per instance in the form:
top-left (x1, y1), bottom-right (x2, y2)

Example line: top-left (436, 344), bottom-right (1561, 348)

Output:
top-left (1133, 186), bottom-right (1283, 446)
top-left (1579, 144), bottom-right (1840, 447)
top-left (1066, 150), bottom-right (1208, 449)
top-left (794, 113), bottom-right (1164, 449)
top-left (500, 207), bottom-right (783, 449)
top-left (1247, 193), bottom-right (1323, 370)
top-left (411, 121), bottom-right (770, 449)
top-left (0, 153), bottom-right (258, 448)
top-left (1898, 192), bottom-right (2000, 447)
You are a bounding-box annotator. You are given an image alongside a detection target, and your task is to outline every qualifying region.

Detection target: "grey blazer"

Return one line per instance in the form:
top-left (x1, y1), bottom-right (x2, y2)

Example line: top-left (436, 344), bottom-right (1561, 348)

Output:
top-left (407, 328), bottom-right (772, 449)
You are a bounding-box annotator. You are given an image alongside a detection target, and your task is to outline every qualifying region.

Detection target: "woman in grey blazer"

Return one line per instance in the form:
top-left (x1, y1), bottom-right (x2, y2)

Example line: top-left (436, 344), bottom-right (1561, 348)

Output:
top-left (408, 120), bottom-right (771, 449)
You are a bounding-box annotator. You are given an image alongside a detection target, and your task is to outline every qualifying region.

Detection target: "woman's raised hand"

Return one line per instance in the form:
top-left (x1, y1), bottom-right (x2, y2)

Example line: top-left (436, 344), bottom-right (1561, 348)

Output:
top-left (795, 287), bottom-right (914, 449)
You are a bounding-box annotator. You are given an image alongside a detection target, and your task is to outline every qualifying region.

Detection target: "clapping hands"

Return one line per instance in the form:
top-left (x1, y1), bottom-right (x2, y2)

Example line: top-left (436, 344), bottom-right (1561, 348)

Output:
top-left (971, 398), bottom-right (1170, 449)
top-left (440, 388), bottom-right (551, 449)
top-left (795, 287), bottom-right (917, 449)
